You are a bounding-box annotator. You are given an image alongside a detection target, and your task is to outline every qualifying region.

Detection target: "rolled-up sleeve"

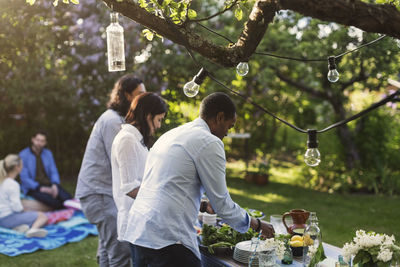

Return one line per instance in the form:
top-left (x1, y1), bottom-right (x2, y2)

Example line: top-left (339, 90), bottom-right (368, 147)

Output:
top-left (195, 141), bottom-right (250, 233)
top-left (116, 136), bottom-right (144, 195)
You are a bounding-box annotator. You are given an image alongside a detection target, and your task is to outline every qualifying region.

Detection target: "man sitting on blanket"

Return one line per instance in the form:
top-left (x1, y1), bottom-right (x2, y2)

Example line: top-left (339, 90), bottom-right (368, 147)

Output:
top-left (19, 131), bottom-right (72, 210)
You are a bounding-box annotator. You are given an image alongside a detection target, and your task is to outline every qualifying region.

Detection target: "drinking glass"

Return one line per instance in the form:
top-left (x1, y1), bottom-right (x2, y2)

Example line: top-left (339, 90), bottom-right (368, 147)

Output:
top-left (270, 214), bottom-right (288, 234)
top-left (257, 248), bottom-right (276, 267)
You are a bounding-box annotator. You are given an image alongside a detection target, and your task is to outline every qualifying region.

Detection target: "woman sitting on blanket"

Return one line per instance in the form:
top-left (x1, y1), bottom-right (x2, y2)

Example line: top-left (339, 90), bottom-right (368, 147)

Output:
top-left (0, 154), bottom-right (48, 237)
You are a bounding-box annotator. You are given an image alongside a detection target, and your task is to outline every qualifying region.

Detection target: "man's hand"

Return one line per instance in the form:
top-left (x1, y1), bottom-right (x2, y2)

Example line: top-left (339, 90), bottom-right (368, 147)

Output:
top-left (259, 221), bottom-right (275, 238)
top-left (250, 217), bottom-right (275, 238)
top-left (40, 186), bottom-right (53, 195)
top-left (51, 184), bottom-right (58, 199)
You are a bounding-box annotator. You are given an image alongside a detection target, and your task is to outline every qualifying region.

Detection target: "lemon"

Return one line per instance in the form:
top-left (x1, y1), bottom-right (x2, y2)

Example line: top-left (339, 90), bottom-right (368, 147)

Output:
top-left (303, 234), bottom-right (314, 246)
top-left (290, 235), bottom-right (303, 242)
top-left (289, 240), bottom-right (304, 247)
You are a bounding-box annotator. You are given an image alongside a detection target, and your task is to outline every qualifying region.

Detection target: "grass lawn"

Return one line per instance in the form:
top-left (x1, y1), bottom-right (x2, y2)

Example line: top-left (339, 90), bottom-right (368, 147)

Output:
top-left (0, 161), bottom-right (399, 266)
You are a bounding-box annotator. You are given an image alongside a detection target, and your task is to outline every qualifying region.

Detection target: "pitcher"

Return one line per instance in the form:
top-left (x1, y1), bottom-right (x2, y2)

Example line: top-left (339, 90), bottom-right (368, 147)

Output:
top-left (282, 209), bottom-right (310, 235)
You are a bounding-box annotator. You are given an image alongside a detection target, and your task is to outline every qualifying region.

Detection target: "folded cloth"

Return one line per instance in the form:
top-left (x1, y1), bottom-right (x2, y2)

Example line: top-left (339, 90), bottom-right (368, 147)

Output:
top-left (45, 209), bottom-right (75, 225)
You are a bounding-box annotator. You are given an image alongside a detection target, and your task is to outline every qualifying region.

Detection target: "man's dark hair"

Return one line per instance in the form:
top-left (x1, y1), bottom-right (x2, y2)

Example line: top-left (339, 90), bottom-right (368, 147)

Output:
top-left (32, 130), bottom-right (48, 138)
top-left (125, 92), bottom-right (168, 148)
top-left (200, 92), bottom-right (236, 120)
top-left (107, 74), bottom-right (143, 117)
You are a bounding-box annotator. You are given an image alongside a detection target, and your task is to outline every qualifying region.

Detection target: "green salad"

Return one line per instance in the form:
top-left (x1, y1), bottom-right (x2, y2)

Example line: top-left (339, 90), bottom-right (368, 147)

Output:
top-left (201, 224), bottom-right (258, 254)
top-left (243, 207), bottom-right (264, 218)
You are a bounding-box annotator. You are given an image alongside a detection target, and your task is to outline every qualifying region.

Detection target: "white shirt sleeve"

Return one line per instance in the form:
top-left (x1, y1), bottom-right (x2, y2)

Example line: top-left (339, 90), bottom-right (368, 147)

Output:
top-left (195, 141), bottom-right (250, 233)
top-left (5, 179), bottom-right (24, 213)
top-left (116, 136), bottom-right (146, 195)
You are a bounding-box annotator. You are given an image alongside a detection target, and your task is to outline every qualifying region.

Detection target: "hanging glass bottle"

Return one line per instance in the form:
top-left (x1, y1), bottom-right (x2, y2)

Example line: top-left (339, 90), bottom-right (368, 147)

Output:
top-left (303, 212), bottom-right (322, 267)
top-left (106, 12), bottom-right (125, 72)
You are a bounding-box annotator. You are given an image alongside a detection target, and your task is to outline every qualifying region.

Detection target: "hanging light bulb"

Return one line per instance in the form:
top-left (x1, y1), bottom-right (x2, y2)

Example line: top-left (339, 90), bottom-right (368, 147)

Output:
top-left (327, 56), bottom-right (339, 83)
top-left (236, 62), bottom-right (249, 76)
top-left (304, 129), bottom-right (321, 167)
top-left (106, 12), bottom-right (125, 72)
top-left (183, 68), bottom-right (209, 97)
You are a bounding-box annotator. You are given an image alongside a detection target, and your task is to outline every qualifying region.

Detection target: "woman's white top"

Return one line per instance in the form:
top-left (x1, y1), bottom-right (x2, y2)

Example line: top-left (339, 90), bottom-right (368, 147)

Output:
top-left (111, 124), bottom-right (148, 241)
top-left (0, 178), bottom-right (23, 219)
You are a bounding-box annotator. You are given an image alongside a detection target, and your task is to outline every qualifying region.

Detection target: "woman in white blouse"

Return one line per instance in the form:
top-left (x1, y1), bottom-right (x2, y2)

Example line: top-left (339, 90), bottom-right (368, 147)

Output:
top-left (111, 92), bottom-right (167, 256)
top-left (0, 154), bottom-right (48, 237)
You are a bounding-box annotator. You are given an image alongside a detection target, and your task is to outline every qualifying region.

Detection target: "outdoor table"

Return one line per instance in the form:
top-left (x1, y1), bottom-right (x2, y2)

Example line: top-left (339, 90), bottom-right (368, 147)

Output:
top-left (201, 242), bottom-right (341, 267)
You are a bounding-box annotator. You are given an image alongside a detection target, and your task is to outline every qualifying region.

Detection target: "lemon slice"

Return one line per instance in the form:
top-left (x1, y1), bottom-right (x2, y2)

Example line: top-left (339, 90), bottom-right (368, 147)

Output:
top-left (290, 235), bottom-right (303, 242)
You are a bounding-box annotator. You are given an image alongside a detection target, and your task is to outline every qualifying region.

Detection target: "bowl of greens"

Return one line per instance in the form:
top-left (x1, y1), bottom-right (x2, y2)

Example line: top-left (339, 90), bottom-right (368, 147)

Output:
top-left (200, 224), bottom-right (258, 255)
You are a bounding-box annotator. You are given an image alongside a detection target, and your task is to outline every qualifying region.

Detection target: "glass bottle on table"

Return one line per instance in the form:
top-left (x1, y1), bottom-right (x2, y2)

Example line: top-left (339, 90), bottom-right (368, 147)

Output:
top-left (302, 212), bottom-right (322, 267)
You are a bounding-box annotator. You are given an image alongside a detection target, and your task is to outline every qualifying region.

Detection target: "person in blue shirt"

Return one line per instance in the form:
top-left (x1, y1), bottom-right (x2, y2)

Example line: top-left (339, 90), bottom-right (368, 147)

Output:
top-left (126, 92), bottom-right (275, 267)
top-left (19, 131), bottom-right (72, 210)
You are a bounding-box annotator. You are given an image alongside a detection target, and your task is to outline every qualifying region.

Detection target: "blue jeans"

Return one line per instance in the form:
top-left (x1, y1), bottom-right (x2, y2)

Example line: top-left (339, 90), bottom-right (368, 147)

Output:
top-left (132, 244), bottom-right (201, 267)
top-left (28, 183), bottom-right (72, 209)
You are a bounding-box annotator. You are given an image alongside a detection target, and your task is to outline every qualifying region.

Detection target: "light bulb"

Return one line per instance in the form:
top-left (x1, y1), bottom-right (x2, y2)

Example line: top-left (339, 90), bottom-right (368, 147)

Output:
top-left (183, 80), bottom-right (199, 97)
top-left (304, 129), bottom-right (320, 167)
top-left (327, 56), bottom-right (339, 83)
top-left (304, 148), bottom-right (321, 167)
top-left (236, 62), bottom-right (249, 76)
top-left (327, 69), bottom-right (340, 83)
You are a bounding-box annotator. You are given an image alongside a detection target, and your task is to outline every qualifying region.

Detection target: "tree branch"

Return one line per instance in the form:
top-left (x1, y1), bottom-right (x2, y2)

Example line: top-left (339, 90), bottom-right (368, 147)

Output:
top-left (279, 0), bottom-right (400, 39)
top-left (102, 0), bottom-right (400, 67)
top-left (276, 71), bottom-right (330, 100)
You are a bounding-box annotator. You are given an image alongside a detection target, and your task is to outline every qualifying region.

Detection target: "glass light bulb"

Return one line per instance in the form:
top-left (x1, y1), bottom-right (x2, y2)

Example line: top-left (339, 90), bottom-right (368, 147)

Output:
top-left (236, 62), bottom-right (249, 76)
top-left (304, 148), bottom-right (321, 167)
top-left (327, 69), bottom-right (339, 83)
top-left (183, 80), bottom-right (200, 97)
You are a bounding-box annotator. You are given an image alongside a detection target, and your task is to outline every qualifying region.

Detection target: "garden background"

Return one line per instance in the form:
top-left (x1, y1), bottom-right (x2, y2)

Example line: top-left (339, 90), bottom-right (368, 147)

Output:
top-left (0, 0), bottom-right (399, 265)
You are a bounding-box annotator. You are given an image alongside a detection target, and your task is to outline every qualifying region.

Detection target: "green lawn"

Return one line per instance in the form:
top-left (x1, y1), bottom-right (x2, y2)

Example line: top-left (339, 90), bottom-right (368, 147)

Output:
top-left (1, 161), bottom-right (399, 266)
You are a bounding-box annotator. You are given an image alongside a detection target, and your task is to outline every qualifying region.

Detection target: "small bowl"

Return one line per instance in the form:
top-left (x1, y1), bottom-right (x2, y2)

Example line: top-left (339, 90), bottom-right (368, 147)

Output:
top-left (290, 246), bottom-right (304, 257)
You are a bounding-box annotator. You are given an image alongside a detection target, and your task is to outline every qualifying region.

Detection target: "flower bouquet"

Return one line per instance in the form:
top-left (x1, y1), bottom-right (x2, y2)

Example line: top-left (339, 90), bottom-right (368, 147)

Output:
top-left (342, 230), bottom-right (400, 267)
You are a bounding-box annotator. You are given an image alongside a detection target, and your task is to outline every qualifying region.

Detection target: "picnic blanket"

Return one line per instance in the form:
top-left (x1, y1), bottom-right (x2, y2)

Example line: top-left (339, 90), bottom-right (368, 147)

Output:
top-left (0, 210), bottom-right (98, 256)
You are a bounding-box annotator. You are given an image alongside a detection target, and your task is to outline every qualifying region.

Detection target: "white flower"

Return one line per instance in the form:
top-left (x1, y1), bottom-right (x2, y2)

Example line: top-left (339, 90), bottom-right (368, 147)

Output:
top-left (377, 248), bottom-right (393, 262)
top-left (307, 245), bottom-right (318, 258)
top-left (259, 238), bottom-right (285, 260)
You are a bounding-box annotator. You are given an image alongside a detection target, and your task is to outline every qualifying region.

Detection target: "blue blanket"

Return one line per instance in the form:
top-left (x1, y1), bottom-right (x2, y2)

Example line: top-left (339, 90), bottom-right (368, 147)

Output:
top-left (0, 211), bottom-right (98, 256)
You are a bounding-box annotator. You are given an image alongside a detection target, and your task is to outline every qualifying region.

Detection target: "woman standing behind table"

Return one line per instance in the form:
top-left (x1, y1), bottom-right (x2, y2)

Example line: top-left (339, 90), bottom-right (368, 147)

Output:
top-left (111, 92), bottom-right (167, 260)
top-left (0, 154), bottom-right (48, 237)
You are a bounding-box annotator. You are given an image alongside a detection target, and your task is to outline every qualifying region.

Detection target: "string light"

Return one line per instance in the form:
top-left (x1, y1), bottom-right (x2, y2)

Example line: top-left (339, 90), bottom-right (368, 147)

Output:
top-left (106, 11), bottom-right (126, 72)
top-left (183, 68), bottom-right (209, 97)
top-left (304, 130), bottom-right (321, 167)
top-left (236, 62), bottom-right (249, 76)
top-left (327, 56), bottom-right (339, 83)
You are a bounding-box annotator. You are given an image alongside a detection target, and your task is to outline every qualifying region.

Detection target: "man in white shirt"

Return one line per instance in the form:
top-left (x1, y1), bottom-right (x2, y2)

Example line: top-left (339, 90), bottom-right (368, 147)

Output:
top-left (125, 92), bottom-right (274, 267)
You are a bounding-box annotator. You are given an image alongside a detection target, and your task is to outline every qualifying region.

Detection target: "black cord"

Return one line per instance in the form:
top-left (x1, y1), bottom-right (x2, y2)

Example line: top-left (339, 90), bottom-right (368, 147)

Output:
top-left (207, 72), bottom-right (399, 135)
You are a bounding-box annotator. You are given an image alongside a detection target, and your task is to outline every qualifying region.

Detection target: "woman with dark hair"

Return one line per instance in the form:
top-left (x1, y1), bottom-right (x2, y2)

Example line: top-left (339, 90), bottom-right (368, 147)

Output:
top-left (110, 92), bottom-right (167, 262)
top-left (75, 74), bottom-right (145, 267)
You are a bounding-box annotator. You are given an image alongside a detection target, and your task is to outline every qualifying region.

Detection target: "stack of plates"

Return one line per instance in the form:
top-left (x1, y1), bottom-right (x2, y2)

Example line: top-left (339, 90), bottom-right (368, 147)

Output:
top-left (233, 240), bottom-right (266, 266)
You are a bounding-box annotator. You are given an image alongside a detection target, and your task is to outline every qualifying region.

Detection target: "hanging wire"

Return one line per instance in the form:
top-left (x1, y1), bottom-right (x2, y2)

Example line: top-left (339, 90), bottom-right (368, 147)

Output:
top-left (195, 20), bottom-right (388, 63)
top-left (184, 46), bottom-right (400, 135)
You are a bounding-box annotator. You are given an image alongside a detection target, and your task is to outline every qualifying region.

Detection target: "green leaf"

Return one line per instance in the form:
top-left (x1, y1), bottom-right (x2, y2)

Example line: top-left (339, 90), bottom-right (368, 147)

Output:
top-left (62, 0), bottom-right (69, 4)
top-left (70, 0), bottom-right (79, 4)
top-left (52, 0), bottom-right (58, 6)
top-left (142, 29), bottom-right (154, 41)
top-left (26, 0), bottom-right (36, 5)
top-left (235, 8), bottom-right (243, 21)
top-left (187, 9), bottom-right (197, 19)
